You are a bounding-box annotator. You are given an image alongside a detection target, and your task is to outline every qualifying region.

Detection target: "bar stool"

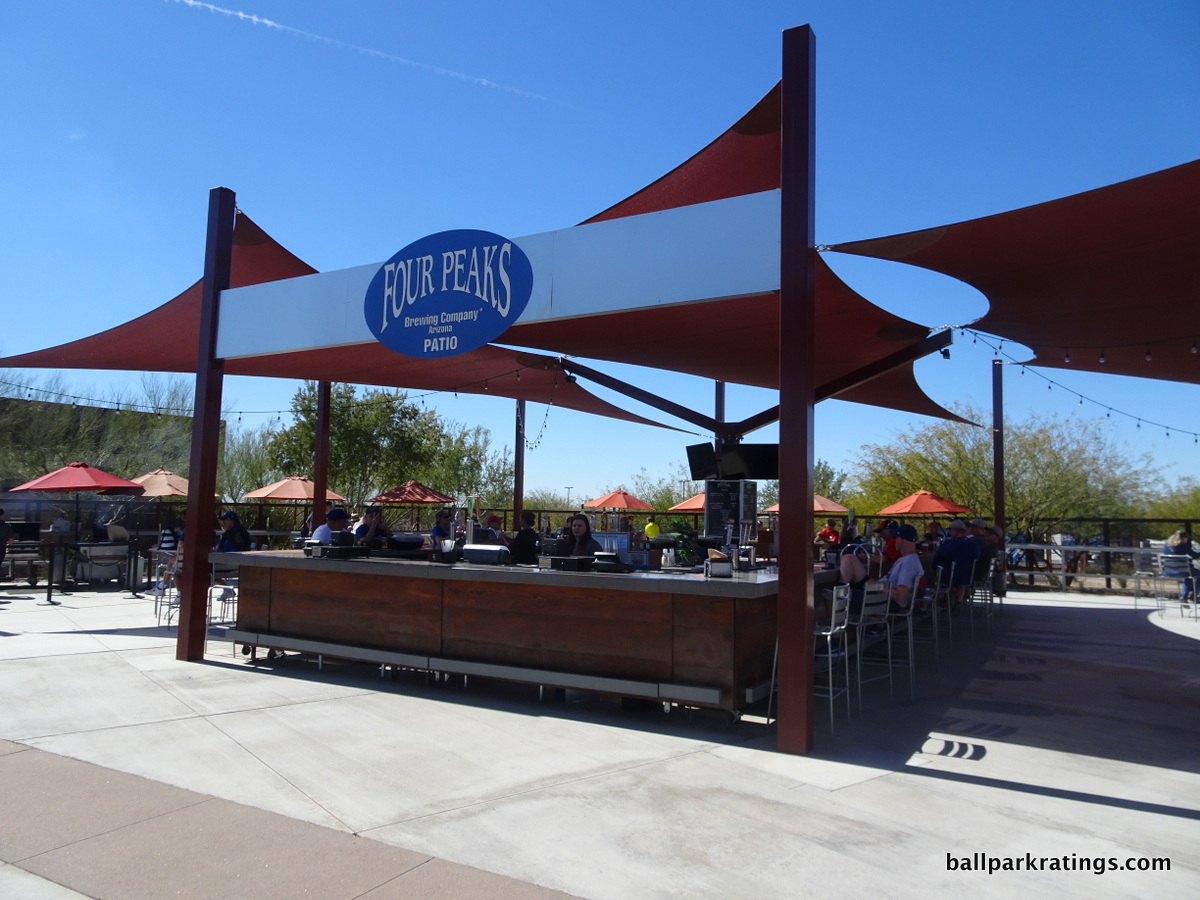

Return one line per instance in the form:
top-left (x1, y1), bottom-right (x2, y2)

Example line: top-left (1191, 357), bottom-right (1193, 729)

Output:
top-left (813, 584), bottom-right (852, 731)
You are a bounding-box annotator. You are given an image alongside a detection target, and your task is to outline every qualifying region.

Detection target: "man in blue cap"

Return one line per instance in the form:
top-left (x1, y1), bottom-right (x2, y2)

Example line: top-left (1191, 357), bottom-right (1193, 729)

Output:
top-left (215, 511), bottom-right (252, 552)
top-left (312, 507), bottom-right (351, 545)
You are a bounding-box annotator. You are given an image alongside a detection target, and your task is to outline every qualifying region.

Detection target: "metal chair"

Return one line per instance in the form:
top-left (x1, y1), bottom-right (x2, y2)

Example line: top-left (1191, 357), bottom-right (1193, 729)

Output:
top-left (813, 584), bottom-right (852, 731)
top-left (968, 558), bottom-right (996, 635)
top-left (850, 580), bottom-right (893, 710)
top-left (1157, 553), bottom-right (1196, 618)
top-left (208, 563), bottom-right (239, 625)
top-left (914, 563), bottom-right (954, 663)
top-left (881, 568), bottom-right (922, 701)
top-left (1132, 544), bottom-right (1161, 609)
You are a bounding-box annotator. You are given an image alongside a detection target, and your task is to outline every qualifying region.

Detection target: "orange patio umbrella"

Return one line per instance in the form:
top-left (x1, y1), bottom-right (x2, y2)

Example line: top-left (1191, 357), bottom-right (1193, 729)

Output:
top-left (369, 480), bottom-right (456, 505)
top-left (243, 476), bottom-right (347, 502)
top-left (131, 467), bottom-right (190, 498)
top-left (764, 494), bottom-right (849, 514)
top-left (876, 490), bottom-right (971, 516)
top-left (583, 489), bottom-right (654, 510)
top-left (669, 492), bottom-right (705, 512)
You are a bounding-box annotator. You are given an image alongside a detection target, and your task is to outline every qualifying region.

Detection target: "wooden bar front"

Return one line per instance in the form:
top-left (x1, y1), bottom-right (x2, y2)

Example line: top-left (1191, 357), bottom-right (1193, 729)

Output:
top-left (222, 551), bottom-right (819, 711)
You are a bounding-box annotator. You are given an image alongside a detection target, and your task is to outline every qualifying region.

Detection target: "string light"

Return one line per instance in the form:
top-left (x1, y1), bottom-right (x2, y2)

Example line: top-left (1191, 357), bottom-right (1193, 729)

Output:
top-left (962, 327), bottom-right (1200, 444)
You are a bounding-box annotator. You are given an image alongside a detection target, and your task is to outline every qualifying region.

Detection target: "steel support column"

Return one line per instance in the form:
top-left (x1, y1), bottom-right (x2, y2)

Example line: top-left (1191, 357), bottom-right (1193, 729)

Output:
top-left (776, 24), bottom-right (816, 754)
top-left (177, 187), bottom-right (235, 661)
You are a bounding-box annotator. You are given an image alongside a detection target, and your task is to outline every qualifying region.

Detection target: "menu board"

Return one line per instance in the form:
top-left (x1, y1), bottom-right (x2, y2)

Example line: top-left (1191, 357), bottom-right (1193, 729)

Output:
top-left (703, 480), bottom-right (758, 537)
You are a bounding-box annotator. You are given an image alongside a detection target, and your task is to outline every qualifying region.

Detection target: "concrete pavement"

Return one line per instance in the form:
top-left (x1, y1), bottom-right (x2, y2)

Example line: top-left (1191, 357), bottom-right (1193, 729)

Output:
top-left (0, 579), bottom-right (1197, 898)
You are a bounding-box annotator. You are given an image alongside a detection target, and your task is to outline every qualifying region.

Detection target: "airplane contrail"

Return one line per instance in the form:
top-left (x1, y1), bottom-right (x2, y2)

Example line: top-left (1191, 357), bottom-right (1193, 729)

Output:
top-left (170, 0), bottom-right (562, 104)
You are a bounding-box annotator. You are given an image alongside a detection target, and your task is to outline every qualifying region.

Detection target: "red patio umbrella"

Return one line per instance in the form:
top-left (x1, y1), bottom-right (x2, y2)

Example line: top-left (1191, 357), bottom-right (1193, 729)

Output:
top-left (11, 461), bottom-right (145, 495)
top-left (876, 490), bottom-right (971, 516)
top-left (10, 461), bottom-right (145, 549)
top-left (243, 476), bottom-right (347, 502)
top-left (368, 480), bottom-right (456, 505)
top-left (763, 494), bottom-right (849, 514)
top-left (583, 489), bottom-right (654, 510)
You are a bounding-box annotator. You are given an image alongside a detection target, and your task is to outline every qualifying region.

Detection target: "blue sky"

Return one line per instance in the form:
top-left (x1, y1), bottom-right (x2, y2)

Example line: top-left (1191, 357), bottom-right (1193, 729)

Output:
top-left (2, 1), bottom-right (1197, 501)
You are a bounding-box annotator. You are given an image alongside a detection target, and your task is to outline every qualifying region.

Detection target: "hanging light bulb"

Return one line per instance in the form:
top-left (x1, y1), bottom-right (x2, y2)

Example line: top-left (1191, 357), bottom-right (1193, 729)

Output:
top-left (1192, 338), bottom-right (1198, 354)
top-left (1099, 348), bottom-right (1106, 364)
top-left (1145, 346), bottom-right (1153, 362)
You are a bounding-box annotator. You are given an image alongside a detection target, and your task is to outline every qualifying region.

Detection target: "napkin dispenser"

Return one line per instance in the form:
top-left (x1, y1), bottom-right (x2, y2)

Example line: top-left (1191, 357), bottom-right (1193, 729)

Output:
top-left (704, 558), bottom-right (733, 578)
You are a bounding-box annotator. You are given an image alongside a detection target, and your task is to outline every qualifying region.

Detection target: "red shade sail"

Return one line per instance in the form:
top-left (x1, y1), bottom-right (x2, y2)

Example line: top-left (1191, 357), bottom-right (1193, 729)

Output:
top-left (10, 461), bottom-right (144, 495)
top-left (831, 158), bottom-right (1200, 385)
top-left (243, 476), bottom-right (347, 502)
top-left (0, 89), bottom-right (964, 428)
top-left (583, 490), bottom-right (655, 510)
top-left (876, 490), bottom-right (971, 516)
top-left (369, 480), bottom-right (456, 505)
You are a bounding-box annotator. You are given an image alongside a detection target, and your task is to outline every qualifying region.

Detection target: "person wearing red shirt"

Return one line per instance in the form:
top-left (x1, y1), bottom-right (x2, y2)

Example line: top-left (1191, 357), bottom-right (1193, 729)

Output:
top-left (815, 518), bottom-right (840, 545)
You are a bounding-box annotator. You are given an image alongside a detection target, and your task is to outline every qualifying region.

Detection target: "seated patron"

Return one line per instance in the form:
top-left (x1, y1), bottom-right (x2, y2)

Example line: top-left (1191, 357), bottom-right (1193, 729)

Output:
top-left (566, 514), bottom-right (604, 556)
top-left (838, 543), bottom-right (869, 615)
top-left (355, 506), bottom-right (393, 548)
top-left (215, 511), bottom-right (253, 552)
top-left (508, 510), bottom-right (540, 565)
top-left (312, 508), bottom-right (351, 544)
top-left (482, 514), bottom-right (505, 544)
top-left (932, 519), bottom-right (982, 606)
top-left (815, 518), bottom-right (840, 545)
top-left (431, 509), bottom-right (454, 545)
top-left (879, 520), bottom-right (901, 573)
top-left (885, 524), bottom-right (925, 612)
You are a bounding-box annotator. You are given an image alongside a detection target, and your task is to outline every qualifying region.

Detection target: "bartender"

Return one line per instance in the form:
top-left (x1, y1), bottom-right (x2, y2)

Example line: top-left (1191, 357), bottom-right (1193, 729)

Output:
top-left (565, 514), bottom-right (603, 556)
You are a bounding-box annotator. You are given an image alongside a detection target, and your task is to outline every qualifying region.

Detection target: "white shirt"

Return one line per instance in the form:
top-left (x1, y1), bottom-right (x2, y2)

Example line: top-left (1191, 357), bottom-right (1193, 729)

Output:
top-left (886, 553), bottom-right (925, 603)
top-left (312, 523), bottom-right (333, 544)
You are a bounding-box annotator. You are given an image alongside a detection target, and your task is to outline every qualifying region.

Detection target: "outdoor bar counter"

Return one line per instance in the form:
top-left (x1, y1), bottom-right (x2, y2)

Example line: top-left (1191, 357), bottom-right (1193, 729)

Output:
top-left (216, 550), bottom-right (838, 712)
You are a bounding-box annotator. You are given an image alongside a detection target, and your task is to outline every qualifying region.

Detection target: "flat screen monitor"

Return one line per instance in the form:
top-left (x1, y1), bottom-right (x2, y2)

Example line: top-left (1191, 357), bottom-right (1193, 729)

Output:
top-left (686, 443), bottom-right (718, 480)
top-left (720, 444), bottom-right (779, 480)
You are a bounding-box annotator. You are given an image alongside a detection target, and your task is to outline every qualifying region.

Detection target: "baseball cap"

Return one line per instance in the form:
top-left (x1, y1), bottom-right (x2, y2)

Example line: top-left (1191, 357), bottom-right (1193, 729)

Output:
top-left (948, 519), bottom-right (968, 531)
top-left (896, 524), bottom-right (919, 541)
top-left (218, 511), bottom-right (239, 521)
top-left (325, 508), bottom-right (350, 521)
top-left (970, 517), bottom-right (986, 528)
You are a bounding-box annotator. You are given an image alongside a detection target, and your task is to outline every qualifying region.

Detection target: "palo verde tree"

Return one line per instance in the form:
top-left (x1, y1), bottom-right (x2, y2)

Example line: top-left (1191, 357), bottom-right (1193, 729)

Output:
top-left (849, 404), bottom-right (1161, 539)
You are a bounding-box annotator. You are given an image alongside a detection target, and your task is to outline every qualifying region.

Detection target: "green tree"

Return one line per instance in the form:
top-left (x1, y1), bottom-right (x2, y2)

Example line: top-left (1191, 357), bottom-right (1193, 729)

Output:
top-left (218, 423), bottom-right (282, 502)
top-left (850, 405), bottom-right (1161, 539)
top-left (630, 461), bottom-right (701, 512)
top-left (0, 373), bottom-right (194, 486)
top-left (266, 382), bottom-right (443, 507)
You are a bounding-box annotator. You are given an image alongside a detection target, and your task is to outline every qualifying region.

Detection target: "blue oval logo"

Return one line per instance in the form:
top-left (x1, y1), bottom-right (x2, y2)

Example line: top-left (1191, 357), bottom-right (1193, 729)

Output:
top-left (364, 229), bottom-right (533, 358)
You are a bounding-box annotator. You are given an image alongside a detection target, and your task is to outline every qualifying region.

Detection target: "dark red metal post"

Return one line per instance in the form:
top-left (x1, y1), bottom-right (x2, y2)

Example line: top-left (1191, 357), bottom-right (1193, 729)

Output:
top-left (513, 399), bottom-right (526, 523)
top-left (311, 381), bottom-right (332, 525)
top-left (177, 187), bottom-right (235, 661)
top-left (776, 24), bottom-right (816, 754)
top-left (992, 358), bottom-right (1005, 534)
